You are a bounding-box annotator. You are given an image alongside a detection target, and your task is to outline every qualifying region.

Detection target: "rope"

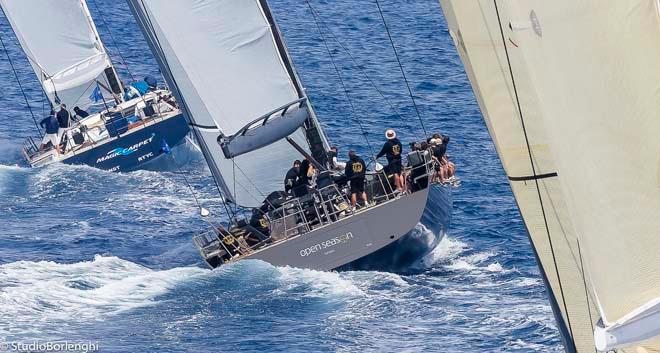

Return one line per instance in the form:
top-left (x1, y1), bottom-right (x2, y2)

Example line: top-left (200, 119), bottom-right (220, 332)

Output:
top-left (304, 2), bottom-right (407, 125)
top-left (91, 0), bottom-right (136, 83)
top-left (493, 0), bottom-right (575, 343)
top-left (304, 0), bottom-right (377, 159)
top-left (374, 0), bottom-right (428, 138)
top-left (0, 29), bottom-right (43, 138)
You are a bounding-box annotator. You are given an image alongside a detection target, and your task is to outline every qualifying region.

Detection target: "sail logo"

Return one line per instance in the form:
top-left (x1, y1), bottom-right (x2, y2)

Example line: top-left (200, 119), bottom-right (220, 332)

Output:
top-left (299, 232), bottom-right (354, 257)
top-left (96, 135), bottom-right (155, 164)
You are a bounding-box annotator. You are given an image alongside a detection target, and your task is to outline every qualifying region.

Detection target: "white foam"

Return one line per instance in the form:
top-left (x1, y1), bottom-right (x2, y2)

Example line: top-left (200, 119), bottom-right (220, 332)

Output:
top-left (273, 266), bottom-right (365, 299)
top-left (416, 236), bottom-right (468, 268)
top-left (0, 256), bottom-right (208, 325)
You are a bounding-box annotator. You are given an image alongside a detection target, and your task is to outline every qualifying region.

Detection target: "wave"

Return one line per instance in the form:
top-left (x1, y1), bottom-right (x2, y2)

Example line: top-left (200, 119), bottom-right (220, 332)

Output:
top-left (0, 256), bottom-right (207, 327)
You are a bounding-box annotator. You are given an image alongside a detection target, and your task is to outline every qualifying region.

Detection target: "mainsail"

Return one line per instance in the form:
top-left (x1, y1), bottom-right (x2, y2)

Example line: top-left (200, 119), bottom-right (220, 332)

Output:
top-left (0, 0), bottom-right (122, 111)
top-left (439, 1), bottom-right (660, 352)
top-left (128, 0), bottom-right (328, 207)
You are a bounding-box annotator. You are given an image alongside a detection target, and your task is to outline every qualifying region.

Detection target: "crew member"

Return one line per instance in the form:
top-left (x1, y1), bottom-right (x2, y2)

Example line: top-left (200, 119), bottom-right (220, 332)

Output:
top-left (376, 129), bottom-right (405, 193)
top-left (345, 150), bottom-right (368, 210)
top-left (73, 106), bottom-right (89, 120)
top-left (56, 104), bottom-right (72, 147)
top-left (284, 160), bottom-right (301, 194)
top-left (39, 110), bottom-right (60, 153)
top-left (327, 146), bottom-right (346, 171)
top-left (298, 158), bottom-right (315, 187)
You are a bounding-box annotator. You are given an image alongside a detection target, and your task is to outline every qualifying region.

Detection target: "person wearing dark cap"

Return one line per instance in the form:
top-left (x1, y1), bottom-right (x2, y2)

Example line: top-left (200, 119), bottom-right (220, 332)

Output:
top-left (345, 150), bottom-right (368, 210)
top-left (284, 160), bottom-right (301, 194)
top-left (376, 129), bottom-right (405, 193)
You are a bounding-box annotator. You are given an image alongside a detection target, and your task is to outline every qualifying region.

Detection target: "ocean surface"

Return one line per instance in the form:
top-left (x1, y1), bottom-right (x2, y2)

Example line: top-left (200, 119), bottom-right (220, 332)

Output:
top-left (0, 1), bottom-right (562, 352)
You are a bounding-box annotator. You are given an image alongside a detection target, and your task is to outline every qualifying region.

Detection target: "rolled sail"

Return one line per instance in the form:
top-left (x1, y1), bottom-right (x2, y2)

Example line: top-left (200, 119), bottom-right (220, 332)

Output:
top-left (439, 1), bottom-right (660, 352)
top-left (128, 0), bottom-right (317, 207)
top-left (0, 0), bottom-right (122, 110)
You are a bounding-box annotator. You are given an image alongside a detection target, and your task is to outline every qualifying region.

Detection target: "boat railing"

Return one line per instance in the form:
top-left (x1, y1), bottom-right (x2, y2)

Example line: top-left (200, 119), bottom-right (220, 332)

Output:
top-left (22, 136), bottom-right (40, 159)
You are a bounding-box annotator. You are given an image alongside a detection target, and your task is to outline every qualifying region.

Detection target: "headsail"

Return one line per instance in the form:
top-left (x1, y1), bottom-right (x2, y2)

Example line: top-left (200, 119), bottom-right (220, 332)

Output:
top-left (439, 0), bottom-right (660, 352)
top-left (128, 0), bottom-right (327, 207)
top-left (0, 0), bottom-right (122, 111)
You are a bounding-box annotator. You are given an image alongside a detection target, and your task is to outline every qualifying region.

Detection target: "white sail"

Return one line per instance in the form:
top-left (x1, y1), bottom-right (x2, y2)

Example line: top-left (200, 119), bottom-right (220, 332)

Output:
top-left (0, 0), bottom-right (121, 111)
top-left (439, 1), bottom-right (660, 352)
top-left (128, 0), bottom-right (319, 207)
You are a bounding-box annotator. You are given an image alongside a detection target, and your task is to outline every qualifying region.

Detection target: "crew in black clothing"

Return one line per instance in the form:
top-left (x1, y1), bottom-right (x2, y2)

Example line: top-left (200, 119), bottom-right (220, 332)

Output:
top-left (298, 159), bottom-right (313, 186)
top-left (73, 106), bottom-right (89, 120)
top-left (345, 150), bottom-right (368, 209)
top-left (55, 104), bottom-right (73, 148)
top-left (284, 160), bottom-right (301, 194)
top-left (376, 129), bottom-right (405, 193)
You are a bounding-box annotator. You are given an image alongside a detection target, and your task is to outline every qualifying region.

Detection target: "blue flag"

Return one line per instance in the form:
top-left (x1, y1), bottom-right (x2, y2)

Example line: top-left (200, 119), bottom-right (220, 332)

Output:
top-left (89, 85), bottom-right (103, 103)
top-left (160, 139), bottom-right (171, 154)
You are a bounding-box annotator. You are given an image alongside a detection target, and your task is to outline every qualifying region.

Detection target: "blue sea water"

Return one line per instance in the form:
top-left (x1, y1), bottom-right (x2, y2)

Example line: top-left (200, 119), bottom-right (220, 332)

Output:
top-left (0, 1), bottom-right (563, 352)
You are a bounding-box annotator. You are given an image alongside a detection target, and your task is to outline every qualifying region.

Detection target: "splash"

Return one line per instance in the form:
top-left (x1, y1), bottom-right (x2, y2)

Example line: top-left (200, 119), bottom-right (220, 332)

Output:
top-left (0, 256), bottom-right (208, 327)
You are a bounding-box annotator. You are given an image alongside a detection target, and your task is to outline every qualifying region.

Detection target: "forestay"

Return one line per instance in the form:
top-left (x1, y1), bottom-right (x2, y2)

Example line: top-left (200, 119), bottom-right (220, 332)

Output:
top-left (439, 1), bottom-right (660, 352)
top-left (0, 0), bottom-right (121, 111)
top-left (128, 0), bottom-right (315, 207)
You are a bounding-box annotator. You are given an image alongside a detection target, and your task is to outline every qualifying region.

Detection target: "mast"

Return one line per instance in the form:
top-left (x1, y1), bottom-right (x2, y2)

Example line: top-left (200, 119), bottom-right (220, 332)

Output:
top-left (257, 0), bottom-right (330, 166)
top-left (79, 0), bottom-right (124, 99)
top-left (127, 0), bottom-right (326, 208)
top-left (438, 1), bottom-right (660, 352)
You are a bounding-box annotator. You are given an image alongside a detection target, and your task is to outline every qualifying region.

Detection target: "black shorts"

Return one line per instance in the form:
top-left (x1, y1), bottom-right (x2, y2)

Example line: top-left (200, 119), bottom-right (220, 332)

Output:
top-left (350, 178), bottom-right (365, 194)
top-left (388, 159), bottom-right (403, 174)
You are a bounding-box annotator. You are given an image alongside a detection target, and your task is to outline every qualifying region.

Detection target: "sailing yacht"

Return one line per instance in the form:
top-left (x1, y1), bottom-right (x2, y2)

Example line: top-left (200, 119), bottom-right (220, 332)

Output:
top-left (439, 1), bottom-right (660, 352)
top-left (0, 0), bottom-right (189, 172)
top-left (127, 0), bottom-right (453, 271)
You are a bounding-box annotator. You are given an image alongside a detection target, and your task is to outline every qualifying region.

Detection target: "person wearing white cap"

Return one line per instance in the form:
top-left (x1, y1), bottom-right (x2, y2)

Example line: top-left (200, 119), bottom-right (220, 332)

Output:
top-left (376, 129), bottom-right (405, 193)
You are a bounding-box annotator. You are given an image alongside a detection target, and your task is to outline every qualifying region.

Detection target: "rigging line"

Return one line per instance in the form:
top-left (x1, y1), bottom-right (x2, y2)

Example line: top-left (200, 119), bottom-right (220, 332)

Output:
top-left (0, 29), bottom-right (43, 138)
top-left (90, 0), bottom-right (136, 83)
top-left (577, 240), bottom-right (598, 353)
top-left (492, 0), bottom-right (576, 342)
top-left (304, 0), bottom-right (377, 159)
top-left (304, 2), bottom-right (406, 124)
top-left (374, 0), bottom-right (428, 138)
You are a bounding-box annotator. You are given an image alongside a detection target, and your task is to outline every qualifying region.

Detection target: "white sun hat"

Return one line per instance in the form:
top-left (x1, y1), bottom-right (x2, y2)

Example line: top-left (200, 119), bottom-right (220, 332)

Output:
top-left (385, 129), bottom-right (396, 140)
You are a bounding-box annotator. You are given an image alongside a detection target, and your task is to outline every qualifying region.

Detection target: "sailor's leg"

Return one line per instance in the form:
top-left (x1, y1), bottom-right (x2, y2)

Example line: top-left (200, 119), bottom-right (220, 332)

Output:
top-left (351, 193), bottom-right (357, 208)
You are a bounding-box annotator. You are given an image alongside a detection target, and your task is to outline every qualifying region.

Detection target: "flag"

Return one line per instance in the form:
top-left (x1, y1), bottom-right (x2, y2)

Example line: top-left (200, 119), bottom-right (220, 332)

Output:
top-left (89, 85), bottom-right (103, 103)
top-left (160, 139), bottom-right (171, 154)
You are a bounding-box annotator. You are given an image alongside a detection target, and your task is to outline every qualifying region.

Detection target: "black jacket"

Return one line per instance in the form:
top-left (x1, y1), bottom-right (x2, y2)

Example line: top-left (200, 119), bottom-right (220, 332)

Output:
top-left (377, 138), bottom-right (403, 162)
top-left (284, 167), bottom-right (299, 192)
top-left (345, 156), bottom-right (366, 180)
top-left (57, 109), bottom-right (71, 128)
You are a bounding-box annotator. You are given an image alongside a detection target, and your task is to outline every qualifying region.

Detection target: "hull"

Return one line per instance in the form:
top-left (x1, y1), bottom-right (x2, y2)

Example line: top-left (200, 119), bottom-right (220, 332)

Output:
top-left (243, 186), bottom-right (450, 271)
top-left (338, 184), bottom-right (452, 271)
top-left (33, 114), bottom-right (189, 172)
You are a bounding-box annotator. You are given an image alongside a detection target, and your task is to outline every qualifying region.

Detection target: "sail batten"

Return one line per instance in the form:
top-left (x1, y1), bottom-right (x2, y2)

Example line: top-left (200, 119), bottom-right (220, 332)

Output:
top-left (128, 0), bottom-right (320, 207)
top-left (0, 0), bottom-right (121, 111)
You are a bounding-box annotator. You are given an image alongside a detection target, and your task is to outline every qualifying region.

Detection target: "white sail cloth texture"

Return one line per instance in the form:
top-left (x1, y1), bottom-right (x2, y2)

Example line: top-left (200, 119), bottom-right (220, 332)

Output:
top-left (133, 0), bottom-right (311, 207)
top-left (439, 0), bottom-right (660, 352)
top-left (0, 0), bottom-right (114, 111)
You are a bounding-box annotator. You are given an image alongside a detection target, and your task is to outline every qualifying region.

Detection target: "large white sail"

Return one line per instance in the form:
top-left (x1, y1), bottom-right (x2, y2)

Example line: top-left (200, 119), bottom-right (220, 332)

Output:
top-left (439, 1), bottom-right (660, 352)
top-left (128, 0), bottom-right (322, 207)
top-left (0, 0), bottom-right (121, 111)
